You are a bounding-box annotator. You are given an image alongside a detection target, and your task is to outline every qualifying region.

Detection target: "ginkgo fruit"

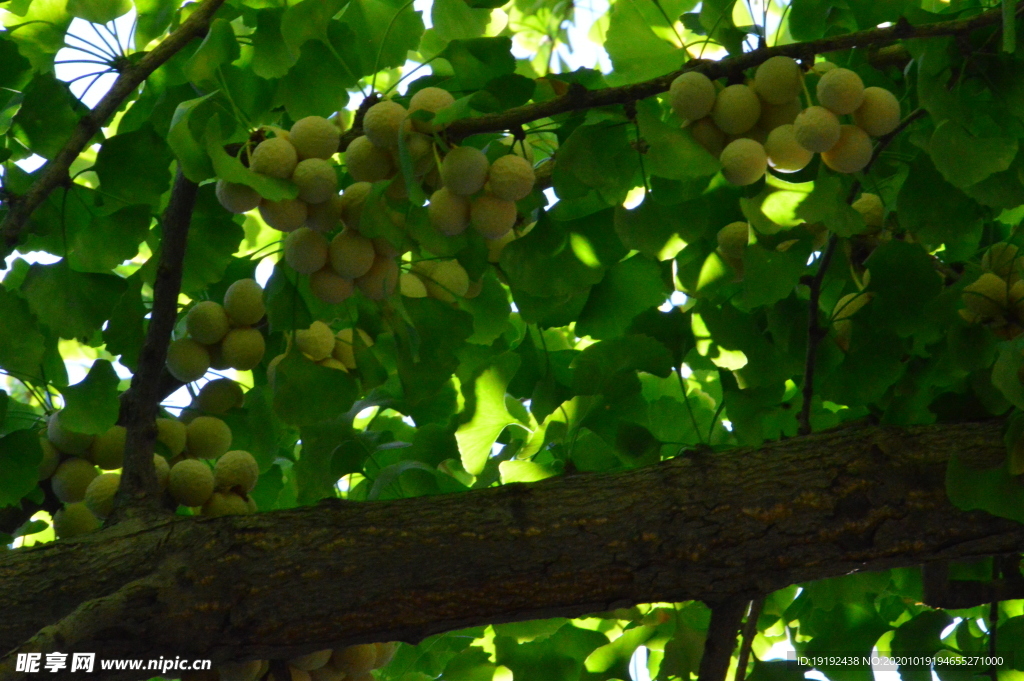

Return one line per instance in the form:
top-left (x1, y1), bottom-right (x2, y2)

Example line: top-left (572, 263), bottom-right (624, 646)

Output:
top-left (355, 256), bottom-right (399, 300)
top-left (420, 259), bottom-right (470, 303)
top-left (753, 56), bottom-right (802, 105)
top-left (962, 272), bottom-right (1013, 320)
top-left (207, 342), bottom-right (230, 371)
top-left (53, 502), bottom-right (101, 538)
top-left (403, 132), bottom-right (436, 176)
top-left (427, 188), bottom-right (470, 236)
top-left (290, 651), bottom-right (333, 672)
top-left (816, 67), bottom-right (865, 115)
top-left (296, 321), bottom-right (336, 362)
top-left (486, 229), bottom-right (516, 263)
top-left (195, 379), bottom-right (244, 415)
top-left (310, 267), bottom-right (355, 304)
top-left (284, 227), bottom-right (330, 274)
top-left (84, 472), bottom-right (120, 519)
top-left (400, 272), bottom-right (428, 298)
top-left (156, 417), bottom-right (187, 455)
top-left (166, 338), bottom-right (211, 383)
top-left (757, 97), bottom-right (801, 132)
top-left (221, 328), bottom-right (265, 371)
top-left (224, 279), bottom-right (266, 326)
top-left (259, 198), bottom-right (308, 232)
top-left (52, 457), bottom-right (99, 503)
top-left (821, 125), bottom-right (872, 173)
top-left (319, 357), bottom-right (348, 371)
top-left (186, 301), bottom-right (230, 345)
top-left (154, 454), bottom-right (170, 492)
top-left (764, 124), bottom-right (813, 173)
top-left (202, 491), bottom-right (251, 517)
top-left (331, 646), bottom-right (378, 675)
top-left (292, 158), bottom-right (338, 204)
top-left (711, 84), bottom-right (761, 135)
top-left (333, 328), bottom-right (374, 369)
top-left (373, 236), bottom-right (401, 258)
top-left (689, 117), bottom-right (726, 157)
top-left (793, 106), bottom-right (841, 152)
top-left (853, 86), bottom-right (901, 137)
top-left (487, 155), bottom-right (535, 202)
top-left (169, 459), bottom-right (215, 507)
top-left (340, 182), bottom-right (372, 229)
top-left (669, 71), bottom-right (717, 122)
top-left (833, 291), bottom-right (874, 351)
top-left (344, 136), bottom-right (395, 183)
top-left (409, 86), bottom-right (455, 132)
top-left (89, 425), bottom-right (125, 470)
top-left (215, 450), bottom-right (259, 492)
top-left (306, 194), bottom-right (344, 232)
top-left (719, 138), bottom-right (767, 186)
top-left (851, 193), bottom-right (884, 229)
top-left (441, 146), bottom-right (490, 196)
top-left (471, 195), bottom-right (517, 239)
top-left (329, 230), bottom-right (376, 278)
top-left (290, 115), bottom-right (340, 160)
top-left (250, 136), bottom-right (298, 179)
top-left (216, 180), bottom-right (261, 214)
top-left (38, 436), bottom-right (60, 480)
top-left (47, 411), bottom-right (94, 455)
top-left (186, 416), bottom-right (232, 459)
top-left (716, 222), bottom-right (749, 261)
top-left (363, 100), bottom-right (408, 149)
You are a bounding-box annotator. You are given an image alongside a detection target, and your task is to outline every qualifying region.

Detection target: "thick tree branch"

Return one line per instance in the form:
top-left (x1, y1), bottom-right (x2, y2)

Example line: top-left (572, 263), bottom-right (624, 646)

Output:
top-left (115, 169), bottom-right (198, 518)
top-left (697, 600), bottom-right (746, 681)
top-left (0, 419), bottom-right (1018, 679)
top-left (0, 0), bottom-right (226, 256)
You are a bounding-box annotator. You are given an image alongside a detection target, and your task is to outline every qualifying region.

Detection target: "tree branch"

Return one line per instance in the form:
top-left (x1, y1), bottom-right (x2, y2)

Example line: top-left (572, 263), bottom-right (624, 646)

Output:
top-left (0, 419), bottom-right (1017, 678)
top-left (697, 600), bottom-right (746, 681)
top-left (114, 169), bottom-right (198, 519)
top-left (734, 598), bottom-right (764, 681)
top-left (0, 0), bottom-right (227, 256)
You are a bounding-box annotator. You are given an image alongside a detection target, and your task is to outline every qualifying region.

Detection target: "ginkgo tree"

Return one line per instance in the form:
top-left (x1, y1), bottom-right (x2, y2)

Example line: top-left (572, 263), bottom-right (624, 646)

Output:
top-left (5, 0), bottom-right (1024, 680)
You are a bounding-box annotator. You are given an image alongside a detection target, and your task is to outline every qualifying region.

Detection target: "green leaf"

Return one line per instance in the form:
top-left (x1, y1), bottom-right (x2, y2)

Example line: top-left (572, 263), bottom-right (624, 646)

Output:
top-left (604, 0), bottom-right (690, 84)
top-left (11, 74), bottom-right (82, 159)
top-left (896, 154), bottom-right (984, 255)
top-left (571, 335), bottom-right (674, 397)
top-left (297, 416), bottom-right (357, 503)
top-left (1, 0), bottom-right (72, 68)
top-left (177, 185), bottom-right (246, 295)
top-left (890, 611), bottom-right (953, 681)
top-left (946, 454), bottom-right (1024, 523)
top-left (184, 18), bottom-right (240, 87)
top-left (251, 9), bottom-right (298, 79)
top-left (0, 287), bottom-right (46, 382)
top-left (441, 37), bottom-right (516, 91)
top-left (576, 255), bottom-right (667, 339)
top-left (66, 0), bottom-right (131, 24)
top-left (277, 26), bottom-right (359, 119)
top-left (57, 360), bottom-right (120, 435)
top-left (615, 195), bottom-right (706, 260)
top-left (0, 34), bottom-right (31, 91)
top-left (21, 261), bottom-right (128, 340)
top-left (102, 275), bottom-right (146, 371)
top-left (863, 241), bottom-right (943, 337)
top-left (204, 117), bottom-right (297, 201)
top-left (738, 242), bottom-right (811, 309)
top-left (456, 352), bottom-right (521, 475)
top-left (339, 0), bottom-right (425, 74)
top-left (167, 93), bottom-right (221, 183)
top-left (430, 0), bottom-right (491, 44)
top-left (495, 623), bottom-right (609, 681)
top-left (554, 123), bottom-right (640, 206)
top-left (0, 429), bottom-right (42, 507)
top-left (929, 119), bottom-right (1018, 188)
top-left (636, 100), bottom-right (720, 182)
top-left (274, 351), bottom-right (360, 427)
top-left (67, 205), bottom-right (152, 273)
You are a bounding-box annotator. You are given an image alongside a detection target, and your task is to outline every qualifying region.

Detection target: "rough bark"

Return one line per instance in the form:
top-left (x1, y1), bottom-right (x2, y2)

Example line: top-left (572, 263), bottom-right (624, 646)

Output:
top-left (0, 419), bottom-right (1021, 680)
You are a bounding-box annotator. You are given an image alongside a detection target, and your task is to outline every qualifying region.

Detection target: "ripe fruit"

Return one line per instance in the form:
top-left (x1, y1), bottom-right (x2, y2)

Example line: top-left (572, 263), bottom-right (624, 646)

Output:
top-left (344, 136), bottom-right (395, 183)
top-left (441, 146), bottom-right (490, 196)
top-left (853, 86), bottom-right (901, 137)
top-left (202, 491), bottom-right (251, 517)
top-left (753, 56), bottom-right (802, 105)
top-left (84, 472), bottom-right (120, 519)
top-left (340, 182), bottom-right (372, 229)
top-left (215, 450), bottom-right (259, 492)
top-left (757, 97), bottom-right (801, 132)
top-left (216, 180), bottom-right (261, 214)
top-left (487, 155), bottom-right (535, 202)
top-left (38, 436), bottom-right (60, 480)
top-left (259, 198), bottom-right (308, 232)
top-left (333, 328), bottom-right (374, 369)
top-left (690, 117), bottom-right (726, 157)
top-left (821, 125), bottom-right (872, 173)
top-left (404, 132), bottom-right (436, 175)
top-left (186, 416), bottom-right (232, 459)
top-left (420, 259), bottom-right (470, 303)
top-left (89, 425), bottom-right (125, 470)
top-left (52, 458), bottom-right (99, 503)
top-left (221, 328), bottom-right (266, 371)
top-left (355, 256), bottom-right (399, 300)
top-left (47, 411), bottom-right (94, 455)
top-left (169, 459), bottom-right (215, 507)
top-left (793, 106), bottom-right (841, 153)
top-left (306, 194), bottom-right (344, 232)
top-left (186, 301), bottom-right (230, 345)
top-left (250, 137), bottom-right (299, 179)
top-left (711, 84), bottom-right (761, 135)
top-left (292, 159), bottom-right (338, 204)
top-left (156, 417), bottom-right (187, 455)
top-left (195, 379), bottom-right (244, 414)
top-left (400, 272), bottom-right (428, 298)
top-left (363, 100), bottom-right (408, 149)
top-left (207, 342), bottom-right (230, 371)
top-left (284, 227), bottom-right (330, 274)
top-left (53, 502), bottom-right (100, 538)
top-left (290, 116), bottom-right (340, 160)
top-left (329, 230), bottom-right (376, 278)
top-left (471, 195), bottom-right (517, 239)
top-left (166, 338), bottom-right (211, 383)
top-left (962, 273), bottom-right (1011, 320)
top-left (427, 188), bottom-right (470, 236)
top-left (331, 645), bottom-right (378, 675)
top-left (310, 267), bottom-right (355, 304)
top-left (719, 138), bottom-right (767, 186)
top-left (851, 193), bottom-right (884, 229)
top-left (764, 124), bottom-right (813, 173)
top-left (717, 222), bottom-right (748, 261)
top-left (373, 236), bottom-right (401, 258)
top-left (669, 71), bottom-right (717, 122)
top-left (154, 454), bottom-right (170, 491)
top-left (224, 279), bottom-right (266, 326)
top-left (296, 321), bottom-right (336, 362)
top-left (409, 87), bottom-right (456, 132)
top-left (289, 651), bottom-right (333, 672)
top-left (816, 67), bottom-right (865, 115)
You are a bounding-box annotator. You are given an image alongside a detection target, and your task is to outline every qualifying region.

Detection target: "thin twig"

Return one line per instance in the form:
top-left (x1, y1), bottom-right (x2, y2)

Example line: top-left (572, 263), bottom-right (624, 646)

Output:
top-left (734, 598), bottom-right (764, 681)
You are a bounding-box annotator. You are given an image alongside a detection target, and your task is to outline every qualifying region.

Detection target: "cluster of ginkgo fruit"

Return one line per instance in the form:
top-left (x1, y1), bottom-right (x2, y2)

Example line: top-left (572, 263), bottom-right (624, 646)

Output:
top-left (264, 321), bottom-right (375, 378)
top-left (165, 278), bottom-right (268, 384)
top-left (959, 243), bottom-right (1024, 339)
top-left (187, 642), bottom-right (399, 681)
top-left (214, 88), bottom-right (536, 308)
top-left (670, 56), bottom-right (902, 185)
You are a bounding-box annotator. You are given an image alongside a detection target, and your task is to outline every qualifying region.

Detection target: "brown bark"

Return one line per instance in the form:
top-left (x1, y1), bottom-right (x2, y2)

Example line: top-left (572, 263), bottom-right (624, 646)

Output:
top-left (0, 419), bottom-right (1020, 680)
